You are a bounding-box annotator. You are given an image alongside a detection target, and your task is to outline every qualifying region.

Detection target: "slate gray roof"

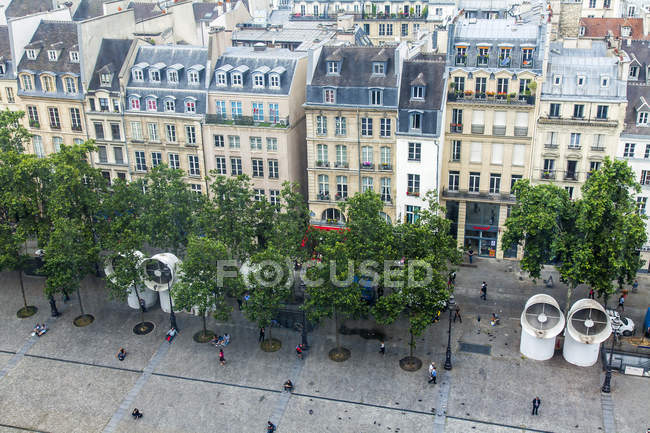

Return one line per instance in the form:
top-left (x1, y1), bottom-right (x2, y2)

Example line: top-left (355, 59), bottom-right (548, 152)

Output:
top-left (232, 27), bottom-right (335, 44)
top-left (73, 0), bottom-right (108, 21)
top-left (209, 46), bottom-right (305, 95)
top-left (623, 83), bottom-right (650, 136)
top-left (310, 46), bottom-right (398, 88)
top-left (127, 2), bottom-right (165, 22)
top-left (126, 45), bottom-right (208, 115)
top-left (5, 0), bottom-right (52, 19)
top-left (88, 39), bottom-right (133, 92)
top-left (624, 40), bottom-right (650, 83)
top-left (18, 21), bottom-right (80, 75)
top-left (541, 41), bottom-right (626, 101)
top-left (0, 26), bottom-right (15, 80)
top-left (192, 2), bottom-right (220, 21)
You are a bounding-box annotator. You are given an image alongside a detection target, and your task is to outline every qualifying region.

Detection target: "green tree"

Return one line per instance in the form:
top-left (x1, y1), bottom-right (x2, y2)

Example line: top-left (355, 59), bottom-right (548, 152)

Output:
top-left (174, 235), bottom-right (241, 342)
top-left (243, 246), bottom-right (293, 349)
top-left (372, 192), bottom-right (461, 364)
top-left (269, 182), bottom-right (311, 262)
top-left (503, 158), bottom-right (646, 310)
top-left (304, 230), bottom-right (365, 360)
top-left (0, 109), bottom-right (31, 153)
top-left (44, 217), bottom-right (99, 325)
top-left (202, 174), bottom-right (256, 262)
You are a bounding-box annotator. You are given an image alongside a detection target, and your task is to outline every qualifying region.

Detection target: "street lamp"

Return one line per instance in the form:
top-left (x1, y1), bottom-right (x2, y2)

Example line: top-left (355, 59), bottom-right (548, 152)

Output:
top-left (168, 278), bottom-right (178, 331)
top-left (601, 321), bottom-right (621, 393)
top-left (444, 295), bottom-right (456, 370)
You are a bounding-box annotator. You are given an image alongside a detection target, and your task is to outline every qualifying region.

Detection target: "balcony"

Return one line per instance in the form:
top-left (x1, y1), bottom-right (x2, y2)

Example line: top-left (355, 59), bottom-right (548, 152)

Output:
top-left (315, 160), bottom-right (330, 167)
top-left (591, 146), bottom-right (606, 152)
top-left (544, 143), bottom-right (559, 149)
top-left (567, 145), bottom-right (582, 151)
top-left (71, 125), bottom-right (83, 132)
top-left (316, 192), bottom-right (331, 201)
top-left (381, 196), bottom-right (393, 204)
top-left (540, 170), bottom-right (556, 180)
top-left (492, 125), bottom-right (506, 136)
top-left (448, 92), bottom-right (535, 106)
top-left (354, 12), bottom-right (427, 20)
top-left (29, 120), bottom-right (40, 129)
top-left (334, 161), bottom-right (349, 168)
top-left (205, 114), bottom-right (290, 128)
top-left (521, 59), bottom-right (534, 69)
top-left (514, 127), bottom-right (528, 137)
top-left (471, 124), bottom-right (485, 134)
top-left (476, 55), bottom-right (489, 66)
top-left (334, 193), bottom-right (347, 201)
top-left (442, 188), bottom-right (516, 202)
top-left (538, 116), bottom-right (618, 128)
top-left (455, 55), bottom-right (467, 66)
top-left (450, 124), bottom-right (463, 133)
top-left (378, 163), bottom-right (392, 171)
top-left (361, 162), bottom-right (375, 170)
top-left (406, 190), bottom-right (420, 197)
top-left (50, 124), bottom-right (61, 130)
top-left (498, 56), bottom-right (512, 68)
top-left (564, 171), bottom-right (578, 181)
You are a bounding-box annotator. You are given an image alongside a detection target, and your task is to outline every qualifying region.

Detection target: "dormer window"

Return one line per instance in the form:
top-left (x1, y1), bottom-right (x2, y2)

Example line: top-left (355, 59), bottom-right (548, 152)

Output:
top-left (327, 61), bottom-right (339, 74)
top-left (0, 63), bottom-right (5, 75)
top-left (253, 73), bottom-right (265, 88)
top-left (577, 76), bottom-right (585, 86)
top-left (70, 51), bottom-right (79, 63)
top-left (149, 69), bottom-right (160, 82)
top-left (41, 75), bottom-right (55, 93)
top-left (100, 73), bottom-right (111, 86)
top-left (185, 99), bottom-right (196, 113)
top-left (621, 26), bottom-right (631, 37)
top-left (269, 74), bottom-right (280, 88)
top-left (411, 85), bottom-right (424, 100)
top-left (20, 74), bottom-right (33, 91)
top-left (579, 26), bottom-right (586, 36)
top-left (370, 89), bottom-right (382, 106)
top-left (26, 49), bottom-right (37, 60)
top-left (64, 77), bottom-right (76, 93)
top-left (47, 50), bottom-right (58, 61)
top-left (232, 73), bottom-right (242, 86)
top-left (146, 97), bottom-right (157, 111)
top-left (601, 76), bottom-right (609, 87)
top-left (553, 75), bottom-right (562, 85)
top-left (638, 112), bottom-right (649, 126)
top-left (129, 96), bottom-right (140, 110)
top-left (216, 72), bottom-right (227, 86)
top-left (167, 70), bottom-right (178, 84)
top-left (132, 69), bottom-right (143, 81)
top-left (164, 98), bottom-right (175, 112)
top-left (324, 88), bottom-right (335, 104)
top-left (373, 62), bottom-right (385, 75)
top-left (630, 66), bottom-right (639, 79)
top-left (188, 70), bottom-right (200, 85)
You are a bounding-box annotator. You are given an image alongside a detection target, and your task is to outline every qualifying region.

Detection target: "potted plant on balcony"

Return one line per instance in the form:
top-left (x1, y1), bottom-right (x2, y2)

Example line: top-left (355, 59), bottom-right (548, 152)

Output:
top-left (542, 170), bottom-right (551, 179)
top-left (335, 193), bottom-right (342, 200)
top-left (464, 90), bottom-right (473, 97)
top-left (362, 161), bottom-right (372, 167)
top-left (409, 7), bottom-right (414, 15)
top-left (486, 91), bottom-right (496, 98)
top-left (497, 92), bottom-right (506, 100)
top-left (29, 120), bottom-right (39, 128)
top-left (380, 162), bottom-right (390, 170)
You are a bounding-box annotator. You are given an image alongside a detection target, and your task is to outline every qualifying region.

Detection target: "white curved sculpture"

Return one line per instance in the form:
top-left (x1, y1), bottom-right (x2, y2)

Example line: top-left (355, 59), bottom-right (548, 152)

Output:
top-left (142, 253), bottom-right (181, 313)
top-left (104, 251), bottom-right (158, 309)
top-left (563, 299), bottom-right (612, 367)
top-left (520, 294), bottom-right (565, 360)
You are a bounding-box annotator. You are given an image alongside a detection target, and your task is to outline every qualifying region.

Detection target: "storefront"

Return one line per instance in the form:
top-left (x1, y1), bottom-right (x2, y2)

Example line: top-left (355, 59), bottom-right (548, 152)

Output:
top-left (464, 202), bottom-right (500, 257)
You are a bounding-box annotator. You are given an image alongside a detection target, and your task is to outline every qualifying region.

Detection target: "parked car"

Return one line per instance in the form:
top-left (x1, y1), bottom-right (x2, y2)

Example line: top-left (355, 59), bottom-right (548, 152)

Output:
top-left (606, 309), bottom-right (635, 336)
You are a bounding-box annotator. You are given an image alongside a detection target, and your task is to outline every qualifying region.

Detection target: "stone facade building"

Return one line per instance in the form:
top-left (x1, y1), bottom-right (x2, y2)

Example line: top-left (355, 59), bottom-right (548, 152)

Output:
top-left (203, 46), bottom-right (308, 202)
top-left (440, 18), bottom-right (546, 259)
top-left (0, 25), bottom-right (18, 112)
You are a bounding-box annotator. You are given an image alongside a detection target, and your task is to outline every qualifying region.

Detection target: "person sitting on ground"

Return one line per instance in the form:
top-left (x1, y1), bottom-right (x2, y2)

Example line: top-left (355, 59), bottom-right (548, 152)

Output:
top-left (131, 408), bottom-right (143, 419)
top-left (267, 421), bottom-right (276, 432)
top-left (283, 379), bottom-right (294, 392)
top-left (223, 333), bottom-right (231, 345)
top-left (490, 313), bottom-right (500, 326)
top-left (36, 323), bottom-right (48, 336)
top-left (117, 348), bottom-right (126, 361)
top-left (165, 327), bottom-right (177, 343)
top-left (215, 335), bottom-right (224, 346)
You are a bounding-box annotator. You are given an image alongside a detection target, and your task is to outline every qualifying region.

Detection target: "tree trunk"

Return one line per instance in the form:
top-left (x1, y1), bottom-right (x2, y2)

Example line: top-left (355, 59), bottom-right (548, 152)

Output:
top-left (334, 307), bottom-right (340, 351)
top-left (76, 286), bottom-right (85, 316)
top-left (202, 313), bottom-right (207, 336)
top-left (134, 286), bottom-right (145, 324)
top-left (18, 269), bottom-right (28, 309)
top-left (409, 330), bottom-right (414, 358)
top-left (564, 284), bottom-right (574, 316)
top-left (267, 325), bottom-right (272, 341)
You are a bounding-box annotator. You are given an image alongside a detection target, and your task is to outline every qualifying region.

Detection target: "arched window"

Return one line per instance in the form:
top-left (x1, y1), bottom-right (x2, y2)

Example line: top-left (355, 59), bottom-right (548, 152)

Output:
top-left (321, 208), bottom-right (345, 223)
top-left (129, 96), bottom-right (140, 110)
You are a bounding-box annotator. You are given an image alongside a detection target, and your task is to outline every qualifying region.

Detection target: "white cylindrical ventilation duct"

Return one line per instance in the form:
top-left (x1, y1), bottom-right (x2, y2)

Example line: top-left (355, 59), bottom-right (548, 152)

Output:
top-left (104, 251), bottom-right (158, 309)
top-left (142, 253), bottom-right (181, 313)
top-left (520, 294), bottom-right (565, 360)
top-left (563, 299), bottom-right (611, 367)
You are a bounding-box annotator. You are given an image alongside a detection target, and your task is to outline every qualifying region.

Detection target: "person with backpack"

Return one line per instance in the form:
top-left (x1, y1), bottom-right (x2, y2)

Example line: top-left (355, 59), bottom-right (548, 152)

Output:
top-left (428, 362), bottom-right (437, 384)
top-left (296, 344), bottom-right (304, 359)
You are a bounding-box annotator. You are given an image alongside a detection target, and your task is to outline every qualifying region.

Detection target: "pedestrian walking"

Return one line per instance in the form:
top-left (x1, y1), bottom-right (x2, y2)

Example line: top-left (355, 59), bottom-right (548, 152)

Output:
top-left (296, 344), bottom-right (304, 359)
top-left (588, 288), bottom-right (595, 299)
top-left (259, 327), bottom-right (265, 342)
top-left (131, 408), bottom-right (143, 419)
top-left (237, 298), bottom-right (243, 310)
top-left (468, 248), bottom-right (474, 264)
top-left (428, 362), bottom-right (437, 384)
top-left (453, 304), bottom-right (462, 323)
top-left (379, 341), bottom-right (385, 355)
top-left (531, 397), bottom-right (541, 415)
top-left (267, 421), bottom-right (276, 432)
top-left (617, 295), bottom-right (625, 312)
top-left (480, 282), bottom-right (487, 301)
top-left (219, 349), bottom-right (226, 366)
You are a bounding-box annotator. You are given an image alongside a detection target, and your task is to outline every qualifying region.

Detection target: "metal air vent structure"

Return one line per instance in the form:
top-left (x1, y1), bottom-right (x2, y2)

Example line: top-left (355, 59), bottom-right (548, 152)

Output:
top-left (104, 251), bottom-right (158, 309)
top-left (563, 299), bottom-right (612, 367)
top-left (520, 294), bottom-right (565, 360)
top-left (142, 253), bottom-right (181, 313)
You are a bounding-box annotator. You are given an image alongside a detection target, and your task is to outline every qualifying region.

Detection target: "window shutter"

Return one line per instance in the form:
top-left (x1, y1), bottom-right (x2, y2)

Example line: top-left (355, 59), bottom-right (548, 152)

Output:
top-left (512, 144), bottom-right (524, 166)
top-left (491, 143), bottom-right (503, 164)
top-left (472, 110), bottom-right (485, 125)
top-left (515, 112), bottom-right (528, 127)
top-left (470, 142), bottom-right (482, 163)
top-left (494, 111), bottom-right (507, 126)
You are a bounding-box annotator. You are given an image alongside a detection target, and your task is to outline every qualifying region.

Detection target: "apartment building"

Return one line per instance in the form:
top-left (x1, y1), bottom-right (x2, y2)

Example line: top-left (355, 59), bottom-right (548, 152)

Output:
top-left (17, 20), bottom-right (88, 157)
top-left (0, 26), bottom-right (18, 111)
top-left (305, 45), bottom-right (405, 225)
top-left (395, 54), bottom-right (446, 222)
top-left (440, 18), bottom-right (545, 259)
top-left (619, 40), bottom-right (650, 267)
top-left (86, 39), bottom-right (136, 184)
top-left (203, 46), bottom-right (308, 202)
top-left (533, 40), bottom-right (628, 199)
top-left (123, 45), bottom-right (208, 193)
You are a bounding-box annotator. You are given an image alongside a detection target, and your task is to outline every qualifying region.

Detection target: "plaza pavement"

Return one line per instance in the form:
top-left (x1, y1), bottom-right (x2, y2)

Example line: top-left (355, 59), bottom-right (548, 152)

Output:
top-left (0, 258), bottom-right (648, 433)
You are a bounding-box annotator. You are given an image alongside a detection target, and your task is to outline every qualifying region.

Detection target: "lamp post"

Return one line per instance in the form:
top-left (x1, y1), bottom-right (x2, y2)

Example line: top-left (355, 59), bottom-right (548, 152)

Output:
top-left (601, 322), bottom-right (621, 393)
top-left (444, 295), bottom-right (456, 370)
top-left (168, 278), bottom-right (178, 331)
